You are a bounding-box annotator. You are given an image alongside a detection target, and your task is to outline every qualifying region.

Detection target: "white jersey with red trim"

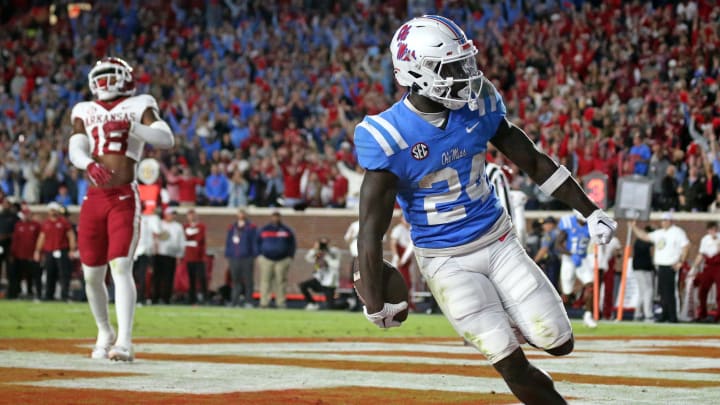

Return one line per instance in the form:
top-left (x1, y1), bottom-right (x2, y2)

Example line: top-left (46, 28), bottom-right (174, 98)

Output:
top-left (71, 94), bottom-right (158, 162)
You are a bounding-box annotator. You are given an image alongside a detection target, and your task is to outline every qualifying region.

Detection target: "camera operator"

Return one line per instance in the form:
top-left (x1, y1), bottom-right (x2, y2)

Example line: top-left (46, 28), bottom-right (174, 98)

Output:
top-left (299, 237), bottom-right (340, 310)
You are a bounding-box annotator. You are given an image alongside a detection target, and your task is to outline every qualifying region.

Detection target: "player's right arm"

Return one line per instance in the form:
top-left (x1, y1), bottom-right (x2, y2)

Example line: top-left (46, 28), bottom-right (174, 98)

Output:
top-left (358, 169), bottom-right (398, 314)
top-left (68, 115), bottom-right (113, 186)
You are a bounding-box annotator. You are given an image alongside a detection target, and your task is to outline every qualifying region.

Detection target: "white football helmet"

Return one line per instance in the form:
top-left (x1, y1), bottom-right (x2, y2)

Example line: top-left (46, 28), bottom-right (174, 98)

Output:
top-left (88, 57), bottom-right (136, 101)
top-left (390, 15), bottom-right (484, 110)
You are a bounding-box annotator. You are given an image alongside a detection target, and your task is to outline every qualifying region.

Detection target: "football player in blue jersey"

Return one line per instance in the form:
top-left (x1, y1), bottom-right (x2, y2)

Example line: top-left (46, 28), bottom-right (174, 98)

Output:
top-left (555, 211), bottom-right (596, 328)
top-left (354, 15), bottom-right (617, 405)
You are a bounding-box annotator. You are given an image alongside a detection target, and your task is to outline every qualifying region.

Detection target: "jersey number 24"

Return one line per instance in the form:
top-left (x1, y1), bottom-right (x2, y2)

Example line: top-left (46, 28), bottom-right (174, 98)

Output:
top-left (419, 153), bottom-right (489, 225)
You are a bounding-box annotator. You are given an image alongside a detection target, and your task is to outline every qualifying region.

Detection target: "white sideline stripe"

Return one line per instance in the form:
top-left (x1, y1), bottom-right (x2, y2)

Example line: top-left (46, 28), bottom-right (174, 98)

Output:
top-left (368, 115), bottom-right (408, 149)
top-left (358, 121), bottom-right (394, 156)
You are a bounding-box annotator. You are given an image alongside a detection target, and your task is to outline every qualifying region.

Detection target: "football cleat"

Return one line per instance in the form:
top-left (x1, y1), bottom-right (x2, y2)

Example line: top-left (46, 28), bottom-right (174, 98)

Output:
top-left (583, 311), bottom-right (598, 329)
top-left (108, 345), bottom-right (134, 362)
top-left (90, 330), bottom-right (116, 360)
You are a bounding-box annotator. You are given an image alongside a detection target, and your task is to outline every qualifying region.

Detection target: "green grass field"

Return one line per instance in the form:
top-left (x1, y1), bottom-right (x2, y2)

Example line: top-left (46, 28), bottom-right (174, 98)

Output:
top-left (1, 300), bottom-right (717, 339)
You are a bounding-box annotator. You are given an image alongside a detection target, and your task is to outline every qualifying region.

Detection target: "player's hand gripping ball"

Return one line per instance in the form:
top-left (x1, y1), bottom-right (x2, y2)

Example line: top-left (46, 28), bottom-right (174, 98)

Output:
top-left (353, 260), bottom-right (409, 324)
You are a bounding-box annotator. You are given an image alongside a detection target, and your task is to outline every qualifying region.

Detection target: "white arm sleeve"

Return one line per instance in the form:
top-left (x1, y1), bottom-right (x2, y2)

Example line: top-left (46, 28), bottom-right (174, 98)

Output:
top-left (131, 120), bottom-right (175, 149)
top-left (68, 134), bottom-right (94, 170)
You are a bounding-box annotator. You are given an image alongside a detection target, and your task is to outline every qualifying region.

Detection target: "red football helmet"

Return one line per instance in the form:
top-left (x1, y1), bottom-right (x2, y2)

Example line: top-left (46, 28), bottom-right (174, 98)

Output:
top-left (88, 57), bottom-right (136, 101)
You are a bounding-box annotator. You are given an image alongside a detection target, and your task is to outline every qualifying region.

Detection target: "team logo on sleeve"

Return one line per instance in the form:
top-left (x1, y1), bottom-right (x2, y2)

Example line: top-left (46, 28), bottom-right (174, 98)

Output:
top-left (411, 142), bottom-right (429, 160)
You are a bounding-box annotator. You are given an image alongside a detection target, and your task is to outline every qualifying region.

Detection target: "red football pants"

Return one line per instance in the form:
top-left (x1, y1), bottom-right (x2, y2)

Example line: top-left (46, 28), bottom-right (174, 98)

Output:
top-left (78, 183), bottom-right (140, 266)
top-left (697, 264), bottom-right (720, 320)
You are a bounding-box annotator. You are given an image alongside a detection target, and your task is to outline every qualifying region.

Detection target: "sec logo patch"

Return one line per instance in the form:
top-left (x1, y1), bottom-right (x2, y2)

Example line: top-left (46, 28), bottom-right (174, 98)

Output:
top-left (411, 142), bottom-right (429, 160)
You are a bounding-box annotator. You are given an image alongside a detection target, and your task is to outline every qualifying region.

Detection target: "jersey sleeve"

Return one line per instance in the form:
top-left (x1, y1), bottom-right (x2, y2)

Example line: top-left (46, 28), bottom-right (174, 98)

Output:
top-left (132, 94), bottom-right (160, 118)
top-left (70, 102), bottom-right (88, 127)
top-left (354, 118), bottom-right (391, 171)
top-left (477, 78), bottom-right (507, 138)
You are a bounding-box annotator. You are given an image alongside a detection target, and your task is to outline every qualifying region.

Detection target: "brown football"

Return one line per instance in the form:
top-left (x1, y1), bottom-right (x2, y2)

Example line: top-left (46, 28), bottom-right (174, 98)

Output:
top-left (353, 260), bottom-right (409, 322)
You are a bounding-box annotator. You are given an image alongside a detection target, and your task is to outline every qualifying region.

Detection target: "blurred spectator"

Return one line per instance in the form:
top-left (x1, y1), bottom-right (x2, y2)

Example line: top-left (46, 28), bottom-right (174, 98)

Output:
top-left (597, 236), bottom-right (623, 320)
top-left (225, 209), bottom-right (258, 308)
top-left (0, 198), bottom-right (17, 288)
top-left (54, 185), bottom-right (72, 207)
top-left (632, 225), bottom-right (656, 322)
top-left (629, 133), bottom-right (652, 176)
top-left (152, 208), bottom-right (185, 304)
top-left (300, 237), bottom-right (341, 310)
top-left (692, 221), bottom-right (720, 323)
top-left (656, 165), bottom-right (680, 211)
top-left (183, 209), bottom-right (207, 305)
top-left (8, 206), bottom-right (40, 299)
top-left (176, 167), bottom-right (205, 206)
top-left (256, 211), bottom-right (295, 309)
top-left (631, 213), bottom-right (690, 323)
top-left (34, 202), bottom-right (76, 301)
top-left (533, 216), bottom-right (560, 291)
top-left (133, 205), bottom-right (160, 305)
top-left (205, 164), bottom-right (230, 206)
top-left (228, 170), bottom-right (250, 208)
top-left (2, 1), bottom-right (720, 212)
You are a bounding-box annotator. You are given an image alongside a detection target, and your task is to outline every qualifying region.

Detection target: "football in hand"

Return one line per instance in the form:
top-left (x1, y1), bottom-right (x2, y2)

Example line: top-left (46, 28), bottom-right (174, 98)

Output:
top-left (353, 260), bottom-right (409, 322)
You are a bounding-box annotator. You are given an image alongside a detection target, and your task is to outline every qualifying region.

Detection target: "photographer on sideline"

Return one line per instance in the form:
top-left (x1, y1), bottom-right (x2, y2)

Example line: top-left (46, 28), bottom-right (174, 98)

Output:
top-left (299, 237), bottom-right (340, 310)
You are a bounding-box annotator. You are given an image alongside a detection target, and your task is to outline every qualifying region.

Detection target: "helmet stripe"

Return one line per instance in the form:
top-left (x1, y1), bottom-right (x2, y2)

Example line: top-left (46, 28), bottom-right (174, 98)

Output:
top-left (422, 15), bottom-right (466, 43)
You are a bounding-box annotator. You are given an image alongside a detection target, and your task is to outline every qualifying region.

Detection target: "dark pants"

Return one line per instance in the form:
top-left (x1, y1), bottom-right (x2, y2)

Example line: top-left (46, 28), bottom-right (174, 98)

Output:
top-left (229, 257), bottom-right (255, 306)
top-left (8, 259), bottom-right (42, 299)
top-left (657, 265), bottom-right (678, 323)
top-left (299, 277), bottom-right (335, 308)
top-left (133, 254), bottom-right (151, 303)
top-left (153, 255), bottom-right (176, 304)
top-left (187, 260), bottom-right (207, 304)
top-left (43, 250), bottom-right (72, 300)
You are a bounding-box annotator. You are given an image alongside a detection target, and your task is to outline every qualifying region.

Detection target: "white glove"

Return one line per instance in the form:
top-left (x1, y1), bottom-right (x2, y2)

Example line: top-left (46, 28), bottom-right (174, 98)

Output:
top-left (363, 302), bottom-right (408, 328)
top-left (587, 209), bottom-right (617, 244)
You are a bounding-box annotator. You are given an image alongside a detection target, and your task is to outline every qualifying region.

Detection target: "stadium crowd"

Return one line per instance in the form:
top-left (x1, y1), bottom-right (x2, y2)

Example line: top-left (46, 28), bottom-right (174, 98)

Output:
top-left (0, 0), bottom-right (719, 213)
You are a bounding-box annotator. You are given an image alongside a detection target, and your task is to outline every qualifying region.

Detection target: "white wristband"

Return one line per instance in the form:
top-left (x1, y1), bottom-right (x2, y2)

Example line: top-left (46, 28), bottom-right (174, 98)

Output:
top-left (539, 165), bottom-right (571, 196)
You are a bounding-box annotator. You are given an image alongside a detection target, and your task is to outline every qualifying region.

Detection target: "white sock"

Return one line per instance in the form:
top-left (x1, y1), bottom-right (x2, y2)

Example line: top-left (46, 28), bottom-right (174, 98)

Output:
top-left (109, 257), bottom-right (137, 348)
top-left (83, 264), bottom-right (114, 346)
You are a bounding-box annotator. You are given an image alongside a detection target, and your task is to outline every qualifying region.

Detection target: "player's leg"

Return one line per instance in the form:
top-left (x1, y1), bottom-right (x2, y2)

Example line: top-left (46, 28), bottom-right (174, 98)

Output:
top-left (417, 250), bottom-right (567, 404)
top-left (576, 257), bottom-right (597, 327)
top-left (241, 258), bottom-right (255, 307)
top-left (105, 186), bottom-right (140, 361)
top-left (275, 258), bottom-right (290, 308)
top-left (493, 348), bottom-right (567, 405)
top-left (187, 261), bottom-right (198, 304)
top-left (558, 255), bottom-right (577, 305)
top-left (258, 256), bottom-right (272, 308)
top-left (78, 193), bottom-right (114, 358)
top-left (697, 270), bottom-right (711, 320)
top-left (488, 233), bottom-right (574, 354)
top-left (229, 258), bottom-right (243, 306)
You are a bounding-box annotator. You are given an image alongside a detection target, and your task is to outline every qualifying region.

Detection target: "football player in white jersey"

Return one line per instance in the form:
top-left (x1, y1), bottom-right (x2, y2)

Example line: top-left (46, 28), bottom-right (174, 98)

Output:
top-left (354, 16), bottom-right (616, 404)
top-left (68, 57), bottom-right (174, 361)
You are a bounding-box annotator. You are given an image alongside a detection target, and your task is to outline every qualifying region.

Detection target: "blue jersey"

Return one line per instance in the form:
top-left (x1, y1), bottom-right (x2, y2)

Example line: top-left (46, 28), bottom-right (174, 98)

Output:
top-left (558, 215), bottom-right (590, 266)
top-left (354, 79), bottom-right (506, 249)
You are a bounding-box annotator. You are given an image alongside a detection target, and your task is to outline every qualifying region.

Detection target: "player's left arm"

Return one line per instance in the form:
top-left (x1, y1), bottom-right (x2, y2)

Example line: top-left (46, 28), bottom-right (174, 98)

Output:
top-left (490, 118), bottom-right (616, 243)
top-left (130, 100), bottom-right (175, 149)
